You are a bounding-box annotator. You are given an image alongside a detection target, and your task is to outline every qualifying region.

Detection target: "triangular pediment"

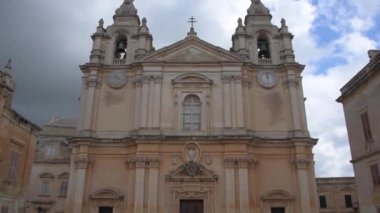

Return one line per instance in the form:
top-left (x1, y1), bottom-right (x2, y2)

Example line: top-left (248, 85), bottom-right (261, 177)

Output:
top-left (142, 36), bottom-right (243, 63)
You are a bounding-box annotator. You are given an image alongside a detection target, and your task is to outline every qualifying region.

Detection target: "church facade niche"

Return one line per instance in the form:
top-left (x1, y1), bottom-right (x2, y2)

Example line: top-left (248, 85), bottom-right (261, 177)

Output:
top-left (66, 0), bottom-right (319, 213)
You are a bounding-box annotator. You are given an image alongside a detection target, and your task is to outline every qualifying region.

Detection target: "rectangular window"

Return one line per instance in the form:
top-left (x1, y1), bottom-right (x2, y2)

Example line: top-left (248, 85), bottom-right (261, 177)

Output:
top-left (41, 181), bottom-right (49, 195)
top-left (361, 111), bottom-right (373, 145)
top-left (60, 181), bottom-right (68, 196)
top-left (1, 206), bottom-right (9, 213)
top-left (371, 164), bottom-right (380, 187)
top-left (345, 195), bottom-right (353, 208)
top-left (7, 151), bottom-right (18, 179)
top-left (319, 195), bottom-right (327, 208)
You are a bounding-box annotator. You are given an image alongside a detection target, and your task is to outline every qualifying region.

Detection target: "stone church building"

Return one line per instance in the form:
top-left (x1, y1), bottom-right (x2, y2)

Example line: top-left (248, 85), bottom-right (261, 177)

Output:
top-left (65, 0), bottom-right (319, 212)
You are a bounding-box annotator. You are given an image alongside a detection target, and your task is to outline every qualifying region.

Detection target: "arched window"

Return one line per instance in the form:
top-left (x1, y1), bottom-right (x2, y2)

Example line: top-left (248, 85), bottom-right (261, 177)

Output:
top-left (114, 36), bottom-right (127, 59)
top-left (257, 35), bottom-right (270, 59)
top-left (183, 95), bottom-right (201, 131)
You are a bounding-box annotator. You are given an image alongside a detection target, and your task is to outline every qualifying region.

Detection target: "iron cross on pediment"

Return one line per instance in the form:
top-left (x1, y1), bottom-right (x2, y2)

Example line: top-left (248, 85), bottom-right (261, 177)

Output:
top-left (188, 16), bottom-right (197, 29)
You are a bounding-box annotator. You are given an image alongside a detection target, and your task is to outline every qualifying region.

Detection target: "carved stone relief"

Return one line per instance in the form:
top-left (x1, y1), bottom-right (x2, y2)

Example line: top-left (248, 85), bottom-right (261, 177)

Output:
top-left (183, 142), bottom-right (201, 162)
top-left (74, 158), bottom-right (91, 169)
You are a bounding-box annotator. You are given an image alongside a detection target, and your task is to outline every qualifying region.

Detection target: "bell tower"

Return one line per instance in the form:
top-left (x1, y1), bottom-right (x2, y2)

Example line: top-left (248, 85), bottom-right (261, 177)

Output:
top-left (78, 0), bottom-right (154, 133)
top-left (231, 0), bottom-right (295, 65)
top-left (89, 0), bottom-right (154, 65)
top-left (231, 0), bottom-right (309, 138)
top-left (0, 59), bottom-right (15, 112)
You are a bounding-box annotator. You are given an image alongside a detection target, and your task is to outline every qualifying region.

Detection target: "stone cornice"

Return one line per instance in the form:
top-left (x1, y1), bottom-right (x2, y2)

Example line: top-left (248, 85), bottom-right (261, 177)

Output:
top-left (245, 62), bottom-right (305, 72)
top-left (68, 135), bottom-right (317, 147)
top-left (351, 148), bottom-right (380, 164)
top-left (337, 54), bottom-right (380, 102)
top-left (3, 107), bottom-right (41, 133)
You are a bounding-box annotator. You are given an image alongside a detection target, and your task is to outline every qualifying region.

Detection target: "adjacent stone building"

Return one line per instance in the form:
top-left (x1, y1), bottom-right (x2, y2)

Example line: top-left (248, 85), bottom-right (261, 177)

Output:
top-left (65, 0), bottom-right (319, 213)
top-left (316, 177), bottom-right (358, 213)
top-left (26, 117), bottom-right (76, 213)
top-left (337, 50), bottom-right (380, 213)
top-left (0, 60), bottom-right (40, 212)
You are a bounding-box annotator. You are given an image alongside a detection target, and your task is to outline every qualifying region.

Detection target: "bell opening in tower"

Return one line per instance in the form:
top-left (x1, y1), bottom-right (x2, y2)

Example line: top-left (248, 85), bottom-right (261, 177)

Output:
top-left (257, 36), bottom-right (271, 59)
top-left (114, 38), bottom-right (127, 60)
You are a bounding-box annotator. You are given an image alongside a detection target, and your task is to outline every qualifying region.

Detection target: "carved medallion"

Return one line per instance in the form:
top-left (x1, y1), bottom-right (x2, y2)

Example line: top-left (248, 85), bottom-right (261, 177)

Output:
top-left (106, 70), bottom-right (127, 89)
top-left (183, 143), bottom-right (201, 162)
top-left (257, 70), bottom-right (278, 89)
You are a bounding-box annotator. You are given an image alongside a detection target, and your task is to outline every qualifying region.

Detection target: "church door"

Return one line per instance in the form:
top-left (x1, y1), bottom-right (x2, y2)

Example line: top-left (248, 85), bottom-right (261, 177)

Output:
top-left (180, 200), bottom-right (204, 213)
top-left (271, 207), bottom-right (285, 213)
top-left (99, 207), bottom-right (113, 213)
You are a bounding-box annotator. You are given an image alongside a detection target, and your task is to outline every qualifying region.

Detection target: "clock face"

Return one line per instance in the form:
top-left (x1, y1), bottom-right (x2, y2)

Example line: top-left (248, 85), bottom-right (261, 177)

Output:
top-left (257, 70), bottom-right (277, 89)
top-left (106, 70), bottom-right (127, 89)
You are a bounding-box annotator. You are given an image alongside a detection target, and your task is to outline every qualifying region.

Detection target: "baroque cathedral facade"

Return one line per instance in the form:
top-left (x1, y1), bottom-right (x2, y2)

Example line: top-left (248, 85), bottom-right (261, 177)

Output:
top-left (65, 0), bottom-right (319, 212)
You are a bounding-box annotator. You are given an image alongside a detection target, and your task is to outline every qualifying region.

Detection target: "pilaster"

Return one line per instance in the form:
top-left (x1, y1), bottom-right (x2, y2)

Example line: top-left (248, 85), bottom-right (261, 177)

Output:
top-left (81, 71), bottom-right (102, 131)
top-left (238, 158), bottom-right (249, 213)
top-left (152, 76), bottom-right (162, 128)
top-left (134, 157), bottom-right (146, 213)
top-left (72, 157), bottom-right (91, 213)
top-left (134, 76), bottom-right (143, 129)
top-left (222, 76), bottom-right (232, 128)
top-left (147, 158), bottom-right (160, 213)
top-left (139, 77), bottom-right (150, 128)
top-left (234, 77), bottom-right (244, 128)
top-left (224, 158), bottom-right (236, 213)
top-left (286, 74), bottom-right (302, 136)
top-left (293, 158), bottom-right (312, 213)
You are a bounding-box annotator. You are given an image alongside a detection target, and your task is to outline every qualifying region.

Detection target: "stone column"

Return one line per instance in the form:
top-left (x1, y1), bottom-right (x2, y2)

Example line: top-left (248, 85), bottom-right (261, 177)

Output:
top-left (238, 158), bottom-right (249, 213)
top-left (225, 158), bottom-right (236, 213)
top-left (222, 76), bottom-right (232, 128)
top-left (134, 158), bottom-right (146, 213)
top-left (72, 157), bottom-right (90, 213)
top-left (294, 158), bottom-right (311, 213)
top-left (147, 158), bottom-right (160, 213)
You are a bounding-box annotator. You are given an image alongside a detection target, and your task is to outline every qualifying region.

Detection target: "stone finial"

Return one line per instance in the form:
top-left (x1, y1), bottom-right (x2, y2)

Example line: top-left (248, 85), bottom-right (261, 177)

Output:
top-left (235, 17), bottom-right (246, 35)
top-left (138, 17), bottom-right (151, 35)
top-left (281, 18), bottom-right (286, 27)
top-left (98, 18), bottom-right (104, 28)
top-left (279, 18), bottom-right (290, 34)
top-left (247, 0), bottom-right (271, 16)
top-left (115, 0), bottom-right (138, 17)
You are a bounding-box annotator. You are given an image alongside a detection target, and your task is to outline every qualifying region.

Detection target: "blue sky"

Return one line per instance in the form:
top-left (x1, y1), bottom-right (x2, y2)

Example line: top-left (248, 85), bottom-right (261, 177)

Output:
top-left (0, 0), bottom-right (379, 177)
